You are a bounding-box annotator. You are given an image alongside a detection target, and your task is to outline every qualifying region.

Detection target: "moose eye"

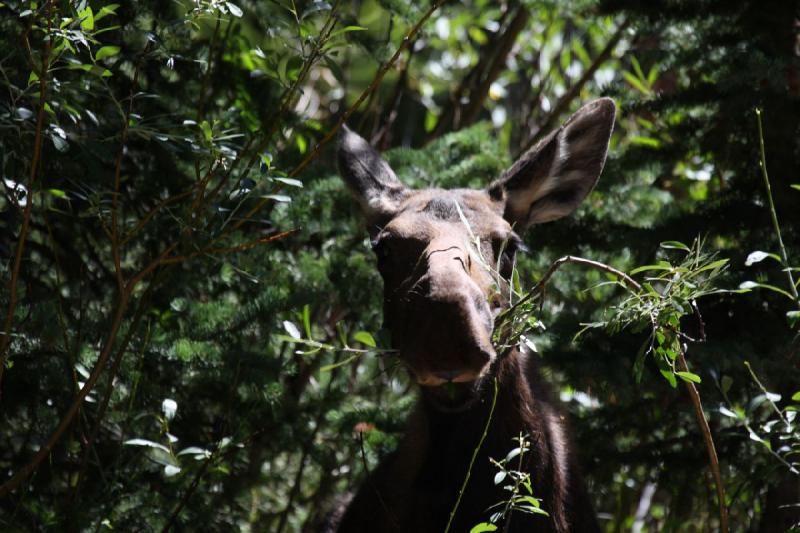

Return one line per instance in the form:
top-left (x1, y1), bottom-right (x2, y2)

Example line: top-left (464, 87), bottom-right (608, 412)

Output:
top-left (492, 236), bottom-right (524, 279)
top-left (371, 236), bottom-right (394, 264)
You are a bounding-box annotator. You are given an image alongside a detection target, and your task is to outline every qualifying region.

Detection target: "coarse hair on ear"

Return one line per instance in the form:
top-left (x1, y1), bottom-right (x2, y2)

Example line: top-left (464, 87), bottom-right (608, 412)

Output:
top-left (487, 98), bottom-right (616, 231)
top-left (337, 125), bottom-right (407, 225)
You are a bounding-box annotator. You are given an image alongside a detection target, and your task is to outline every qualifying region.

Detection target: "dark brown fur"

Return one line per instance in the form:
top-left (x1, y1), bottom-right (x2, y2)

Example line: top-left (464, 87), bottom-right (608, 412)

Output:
top-left (333, 99), bottom-right (616, 532)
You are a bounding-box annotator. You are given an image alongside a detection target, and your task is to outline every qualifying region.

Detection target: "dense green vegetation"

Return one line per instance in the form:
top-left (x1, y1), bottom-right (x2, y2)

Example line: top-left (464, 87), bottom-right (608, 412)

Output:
top-left (0, 0), bottom-right (798, 530)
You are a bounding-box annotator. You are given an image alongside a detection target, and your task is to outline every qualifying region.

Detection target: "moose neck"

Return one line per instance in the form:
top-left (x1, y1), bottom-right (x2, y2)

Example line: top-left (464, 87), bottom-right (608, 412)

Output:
top-left (395, 350), bottom-right (563, 531)
top-left (411, 350), bottom-right (543, 474)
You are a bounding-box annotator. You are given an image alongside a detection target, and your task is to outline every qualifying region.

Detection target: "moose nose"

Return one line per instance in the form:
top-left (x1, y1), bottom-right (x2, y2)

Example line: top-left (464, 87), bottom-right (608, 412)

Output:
top-left (433, 369), bottom-right (464, 382)
top-left (431, 346), bottom-right (494, 383)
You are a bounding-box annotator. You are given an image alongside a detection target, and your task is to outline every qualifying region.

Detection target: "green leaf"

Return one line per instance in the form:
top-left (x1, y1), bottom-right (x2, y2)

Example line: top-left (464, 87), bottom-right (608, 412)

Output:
top-left (660, 369), bottom-right (677, 388)
top-left (738, 281), bottom-right (794, 299)
top-left (51, 133), bottom-right (68, 152)
top-left (282, 321), bottom-right (302, 339)
top-left (676, 371), bottom-right (702, 384)
top-left (745, 251), bottom-right (780, 266)
top-left (517, 495), bottom-right (542, 507)
top-left (622, 71), bottom-right (650, 95)
top-left (330, 25), bottom-right (368, 38)
top-left (302, 304), bottom-right (312, 339)
top-left (262, 194), bottom-right (291, 203)
top-left (123, 438), bottom-right (169, 453)
top-left (226, 2), bottom-right (243, 17)
top-left (630, 55), bottom-right (646, 81)
top-left (79, 6), bottom-right (94, 31)
top-left (95, 3), bottom-right (120, 21)
top-left (95, 45), bottom-right (120, 61)
top-left (791, 391), bottom-right (800, 402)
top-left (694, 258), bottom-right (728, 273)
top-left (199, 120), bottom-right (213, 141)
top-left (352, 331), bottom-right (376, 348)
top-left (647, 66), bottom-right (659, 86)
top-left (272, 177), bottom-right (303, 188)
top-left (721, 375), bottom-right (733, 394)
top-left (630, 135), bottom-right (660, 148)
top-left (320, 353), bottom-right (359, 372)
top-left (468, 27), bottom-right (488, 45)
top-left (790, 184), bottom-right (800, 191)
top-left (470, 524), bottom-right (498, 533)
top-left (660, 241), bottom-right (690, 251)
top-left (571, 37), bottom-right (590, 65)
top-left (630, 264), bottom-right (673, 275)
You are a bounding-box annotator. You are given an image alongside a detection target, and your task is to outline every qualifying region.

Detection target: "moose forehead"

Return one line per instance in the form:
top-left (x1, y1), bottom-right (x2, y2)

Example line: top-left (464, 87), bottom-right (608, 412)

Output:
top-left (378, 188), bottom-right (511, 240)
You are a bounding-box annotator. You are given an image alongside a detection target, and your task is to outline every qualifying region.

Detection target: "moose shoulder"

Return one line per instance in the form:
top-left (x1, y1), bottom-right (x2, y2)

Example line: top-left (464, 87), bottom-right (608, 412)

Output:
top-left (333, 98), bottom-right (615, 532)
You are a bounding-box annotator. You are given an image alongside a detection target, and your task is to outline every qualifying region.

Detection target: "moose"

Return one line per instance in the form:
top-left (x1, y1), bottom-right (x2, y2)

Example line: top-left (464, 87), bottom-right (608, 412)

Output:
top-left (332, 98), bottom-right (615, 532)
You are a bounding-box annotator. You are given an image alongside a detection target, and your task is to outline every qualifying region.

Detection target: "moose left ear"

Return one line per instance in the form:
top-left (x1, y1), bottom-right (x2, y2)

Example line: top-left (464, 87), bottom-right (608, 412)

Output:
top-left (488, 98), bottom-right (616, 230)
top-left (337, 125), bottom-right (407, 225)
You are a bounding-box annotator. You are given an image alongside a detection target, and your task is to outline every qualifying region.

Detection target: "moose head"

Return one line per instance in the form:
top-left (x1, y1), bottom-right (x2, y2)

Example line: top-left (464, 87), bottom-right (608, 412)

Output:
top-left (338, 98), bottom-right (616, 388)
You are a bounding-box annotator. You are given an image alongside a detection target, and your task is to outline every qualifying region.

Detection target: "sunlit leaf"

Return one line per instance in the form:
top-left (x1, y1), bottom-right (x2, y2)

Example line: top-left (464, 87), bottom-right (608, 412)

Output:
top-left (282, 321), bottom-right (302, 339)
top-left (95, 45), bottom-right (120, 61)
top-left (676, 371), bottom-right (701, 384)
top-left (226, 2), bottom-right (243, 17)
top-left (745, 251), bottom-right (780, 266)
top-left (352, 331), bottom-right (376, 347)
top-left (79, 6), bottom-right (94, 30)
top-left (123, 439), bottom-right (170, 453)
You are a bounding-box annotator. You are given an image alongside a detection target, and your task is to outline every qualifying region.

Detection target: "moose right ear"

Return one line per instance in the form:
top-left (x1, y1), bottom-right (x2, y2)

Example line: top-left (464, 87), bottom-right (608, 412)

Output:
top-left (337, 125), bottom-right (407, 224)
top-left (488, 98), bottom-right (616, 231)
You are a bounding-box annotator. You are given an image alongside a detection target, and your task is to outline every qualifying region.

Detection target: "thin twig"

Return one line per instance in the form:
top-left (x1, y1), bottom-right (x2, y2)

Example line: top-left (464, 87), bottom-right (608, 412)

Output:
top-left (676, 351), bottom-right (729, 533)
top-left (0, 289), bottom-right (131, 498)
top-left (0, 0), bottom-right (54, 392)
top-left (110, 43), bottom-right (149, 292)
top-left (755, 108), bottom-right (799, 306)
top-left (497, 255), bottom-right (641, 325)
top-left (120, 189), bottom-right (195, 246)
top-left (158, 452), bottom-right (214, 533)
top-left (69, 282), bottom-right (155, 506)
top-left (444, 377), bottom-right (499, 533)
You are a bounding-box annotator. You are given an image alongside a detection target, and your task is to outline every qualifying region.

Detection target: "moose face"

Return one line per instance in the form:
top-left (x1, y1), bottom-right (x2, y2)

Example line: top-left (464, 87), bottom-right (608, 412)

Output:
top-left (338, 98), bottom-right (616, 387)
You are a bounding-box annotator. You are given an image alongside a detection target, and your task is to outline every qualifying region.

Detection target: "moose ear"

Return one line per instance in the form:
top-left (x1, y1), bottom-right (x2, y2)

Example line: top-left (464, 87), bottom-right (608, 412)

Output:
top-left (488, 98), bottom-right (616, 230)
top-left (337, 125), bottom-right (407, 224)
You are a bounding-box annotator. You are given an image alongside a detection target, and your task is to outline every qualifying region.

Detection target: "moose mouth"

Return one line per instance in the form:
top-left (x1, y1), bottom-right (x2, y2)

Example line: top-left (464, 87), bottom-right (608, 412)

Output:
top-left (401, 344), bottom-right (497, 387)
top-left (411, 368), bottom-right (483, 387)
top-left (417, 372), bottom-right (497, 413)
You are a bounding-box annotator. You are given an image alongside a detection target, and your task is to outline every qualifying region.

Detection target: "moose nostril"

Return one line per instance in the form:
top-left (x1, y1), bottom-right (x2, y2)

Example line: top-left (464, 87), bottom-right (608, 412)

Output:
top-left (433, 369), bottom-right (463, 382)
top-left (453, 256), bottom-right (468, 274)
